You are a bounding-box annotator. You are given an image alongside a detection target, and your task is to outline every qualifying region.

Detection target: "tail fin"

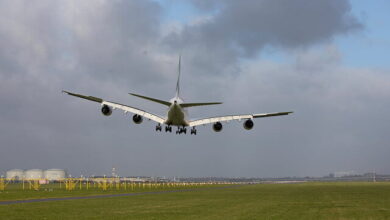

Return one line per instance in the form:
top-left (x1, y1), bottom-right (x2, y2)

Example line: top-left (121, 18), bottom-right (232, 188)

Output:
top-left (175, 55), bottom-right (181, 98)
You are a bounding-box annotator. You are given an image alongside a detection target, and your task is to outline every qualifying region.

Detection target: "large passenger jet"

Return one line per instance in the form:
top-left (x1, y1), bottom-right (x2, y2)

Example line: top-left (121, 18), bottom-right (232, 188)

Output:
top-left (63, 57), bottom-right (292, 135)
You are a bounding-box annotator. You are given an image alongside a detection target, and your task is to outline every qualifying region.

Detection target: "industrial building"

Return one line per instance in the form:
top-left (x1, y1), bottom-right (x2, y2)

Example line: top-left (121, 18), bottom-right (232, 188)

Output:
top-left (24, 169), bottom-right (44, 180)
top-left (5, 169), bottom-right (24, 180)
top-left (44, 169), bottom-right (66, 181)
top-left (5, 169), bottom-right (67, 181)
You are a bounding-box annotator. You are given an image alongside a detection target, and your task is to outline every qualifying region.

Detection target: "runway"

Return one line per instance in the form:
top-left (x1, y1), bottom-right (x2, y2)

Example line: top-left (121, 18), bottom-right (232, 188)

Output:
top-left (0, 185), bottom-right (242, 205)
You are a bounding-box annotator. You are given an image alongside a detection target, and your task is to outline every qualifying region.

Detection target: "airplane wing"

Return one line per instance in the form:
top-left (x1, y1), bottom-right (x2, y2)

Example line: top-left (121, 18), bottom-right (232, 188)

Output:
top-left (188, 112), bottom-right (293, 127)
top-left (62, 90), bottom-right (166, 124)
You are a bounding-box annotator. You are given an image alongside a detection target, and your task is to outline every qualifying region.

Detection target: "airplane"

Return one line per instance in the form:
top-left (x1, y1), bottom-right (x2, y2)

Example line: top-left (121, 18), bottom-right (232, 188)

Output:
top-left (63, 56), bottom-right (293, 135)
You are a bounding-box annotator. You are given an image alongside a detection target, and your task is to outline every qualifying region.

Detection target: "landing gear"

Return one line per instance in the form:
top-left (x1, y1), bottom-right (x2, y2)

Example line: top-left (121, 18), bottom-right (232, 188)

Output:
top-left (190, 127), bottom-right (197, 135)
top-left (155, 124), bottom-right (162, 132)
top-left (165, 126), bottom-right (172, 133)
top-left (158, 125), bottom-right (197, 135)
top-left (176, 126), bottom-right (187, 134)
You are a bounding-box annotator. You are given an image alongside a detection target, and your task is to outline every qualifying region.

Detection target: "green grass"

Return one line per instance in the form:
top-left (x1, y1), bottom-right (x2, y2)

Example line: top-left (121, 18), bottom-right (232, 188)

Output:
top-left (1, 182), bottom-right (390, 219)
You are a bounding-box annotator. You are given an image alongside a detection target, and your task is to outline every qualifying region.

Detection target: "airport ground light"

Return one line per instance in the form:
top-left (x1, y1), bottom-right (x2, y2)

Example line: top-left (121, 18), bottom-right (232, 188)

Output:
top-left (0, 177), bottom-right (236, 192)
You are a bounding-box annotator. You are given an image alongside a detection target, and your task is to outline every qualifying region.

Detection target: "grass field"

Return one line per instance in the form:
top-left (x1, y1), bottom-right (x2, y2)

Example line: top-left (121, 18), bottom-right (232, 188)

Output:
top-left (1, 182), bottom-right (390, 219)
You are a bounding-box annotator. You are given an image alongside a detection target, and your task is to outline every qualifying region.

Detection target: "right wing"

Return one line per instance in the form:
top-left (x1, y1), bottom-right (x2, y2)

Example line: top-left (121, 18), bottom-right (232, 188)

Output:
top-left (63, 90), bottom-right (166, 124)
top-left (189, 112), bottom-right (293, 127)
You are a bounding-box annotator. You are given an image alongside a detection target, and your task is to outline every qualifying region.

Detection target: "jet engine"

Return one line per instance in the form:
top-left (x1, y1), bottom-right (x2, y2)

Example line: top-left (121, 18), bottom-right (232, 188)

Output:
top-left (101, 105), bottom-right (112, 116)
top-left (213, 122), bottom-right (223, 132)
top-left (243, 119), bottom-right (254, 130)
top-left (132, 114), bottom-right (143, 124)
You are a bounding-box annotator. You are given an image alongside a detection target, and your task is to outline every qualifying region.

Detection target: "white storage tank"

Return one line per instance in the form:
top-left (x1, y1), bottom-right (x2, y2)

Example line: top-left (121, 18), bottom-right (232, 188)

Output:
top-left (24, 169), bottom-right (44, 180)
top-left (44, 169), bottom-right (66, 181)
top-left (6, 169), bottom-right (24, 180)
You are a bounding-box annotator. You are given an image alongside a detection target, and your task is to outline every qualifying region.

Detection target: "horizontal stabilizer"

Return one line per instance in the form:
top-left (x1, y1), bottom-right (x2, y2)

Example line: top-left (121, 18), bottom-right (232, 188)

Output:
top-left (180, 102), bottom-right (223, 108)
top-left (129, 93), bottom-right (171, 107)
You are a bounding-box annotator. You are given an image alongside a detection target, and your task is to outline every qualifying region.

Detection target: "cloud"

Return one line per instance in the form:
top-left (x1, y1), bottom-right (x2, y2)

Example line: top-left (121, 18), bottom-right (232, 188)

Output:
top-left (0, 0), bottom-right (168, 175)
top-left (161, 0), bottom-right (363, 89)
top-left (1, 0), bottom-right (389, 178)
top-left (64, 0), bottom-right (165, 84)
top-left (222, 45), bottom-right (390, 176)
top-left (167, 0), bottom-right (362, 55)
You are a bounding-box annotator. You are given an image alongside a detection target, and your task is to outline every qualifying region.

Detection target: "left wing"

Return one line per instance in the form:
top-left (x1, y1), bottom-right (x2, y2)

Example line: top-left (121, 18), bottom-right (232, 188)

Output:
top-left (189, 112), bottom-right (293, 127)
top-left (62, 90), bottom-right (166, 124)
top-left (102, 101), bottom-right (165, 124)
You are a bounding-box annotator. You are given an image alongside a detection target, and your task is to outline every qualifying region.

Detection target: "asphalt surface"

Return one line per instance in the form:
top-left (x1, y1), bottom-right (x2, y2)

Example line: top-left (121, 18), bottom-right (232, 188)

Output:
top-left (0, 185), bottom-right (242, 205)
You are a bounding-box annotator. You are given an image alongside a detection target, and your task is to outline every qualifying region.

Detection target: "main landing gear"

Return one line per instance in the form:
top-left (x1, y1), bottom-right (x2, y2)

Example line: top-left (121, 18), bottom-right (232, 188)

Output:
top-left (156, 125), bottom-right (197, 135)
top-left (176, 127), bottom-right (187, 134)
top-left (190, 127), bottom-right (197, 135)
top-left (155, 124), bottom-right (162, 132)
top-left (175, 127), bottom-right (197, 135)
top-left (165, 125), bottom-right (172, 133)
top-left (155, 124), bottom-right (173, 133)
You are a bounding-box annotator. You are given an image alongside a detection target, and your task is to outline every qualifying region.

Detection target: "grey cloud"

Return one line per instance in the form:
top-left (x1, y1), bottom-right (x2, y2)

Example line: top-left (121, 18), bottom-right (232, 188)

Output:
top-left (161, 0), bottom-right (363, 87)
top-left (64, 0), bottom-right (165, 87)
top-left (223, 46), bottom-right (390, 176)
top-left (0, 0), bottom-right (169, 175)
top-left (1, 0), bottom-right (388, 178)
top-left (167, 0), bottom-right (362, 56)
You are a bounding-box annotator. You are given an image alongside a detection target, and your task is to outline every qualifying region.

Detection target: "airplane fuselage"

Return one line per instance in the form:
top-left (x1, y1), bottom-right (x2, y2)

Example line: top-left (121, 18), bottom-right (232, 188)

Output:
top-left (165, 97), bottom-right (189, 126)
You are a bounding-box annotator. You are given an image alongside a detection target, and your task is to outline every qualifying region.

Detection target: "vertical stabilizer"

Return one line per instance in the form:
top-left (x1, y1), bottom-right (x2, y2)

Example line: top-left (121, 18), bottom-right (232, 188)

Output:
top-left (175, 55), bottom-right (181, 98)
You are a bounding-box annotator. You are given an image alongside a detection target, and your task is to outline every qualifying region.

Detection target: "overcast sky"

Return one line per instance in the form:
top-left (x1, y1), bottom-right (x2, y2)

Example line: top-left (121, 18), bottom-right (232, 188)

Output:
top-left (1, 0), bottom-right (389, 178)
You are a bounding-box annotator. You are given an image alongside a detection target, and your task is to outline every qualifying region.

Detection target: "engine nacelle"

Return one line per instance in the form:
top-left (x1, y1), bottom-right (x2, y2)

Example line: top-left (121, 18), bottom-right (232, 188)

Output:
top-left (101, 105), bottom-right (112, 116)
top-left (132, 114), bottom-right (143, 124)
top-left (243, 119), bottom-right (254, 130)
top-left (213, 122), bottom-right (223, 132)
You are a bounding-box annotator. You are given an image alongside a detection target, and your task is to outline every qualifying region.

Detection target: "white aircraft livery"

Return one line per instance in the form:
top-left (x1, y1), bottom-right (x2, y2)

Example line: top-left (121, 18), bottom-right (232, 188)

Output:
top-left (63, 57), bottom-right (293, 135)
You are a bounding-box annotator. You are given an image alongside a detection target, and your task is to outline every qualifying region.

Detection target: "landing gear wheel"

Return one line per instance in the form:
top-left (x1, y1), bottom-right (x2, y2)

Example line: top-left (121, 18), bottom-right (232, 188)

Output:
top-left (155, 124), bottom-right (162, 132)
top-left (175, 127), bottom-right (187, 134)
top-left (190, 127), bottom-right (197, 135)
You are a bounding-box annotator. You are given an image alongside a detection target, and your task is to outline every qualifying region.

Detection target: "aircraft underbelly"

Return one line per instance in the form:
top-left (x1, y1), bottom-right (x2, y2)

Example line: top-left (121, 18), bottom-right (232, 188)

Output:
top-left (166, 105), bottom-right (188, 126)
